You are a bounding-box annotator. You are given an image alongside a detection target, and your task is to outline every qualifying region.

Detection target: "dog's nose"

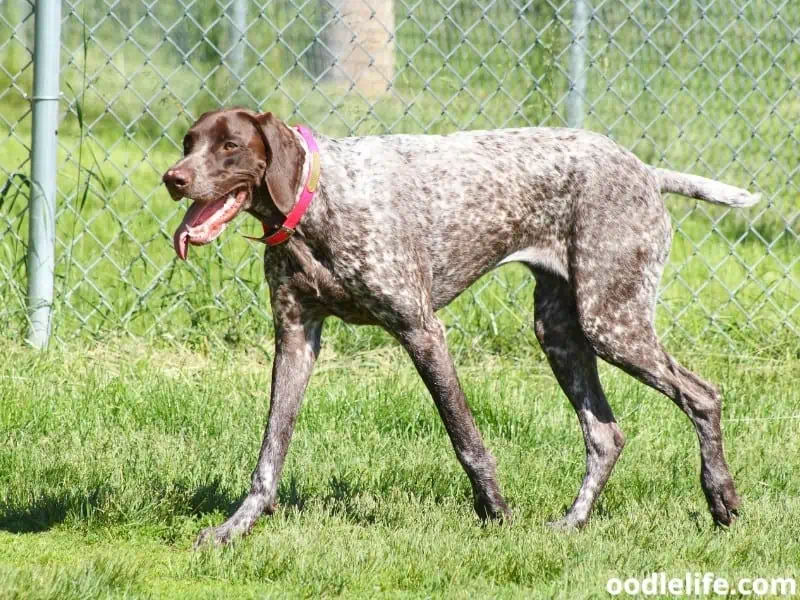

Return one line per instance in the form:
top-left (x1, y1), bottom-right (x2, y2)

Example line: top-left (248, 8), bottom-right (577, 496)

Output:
top-left (163, 168), bottom-right (190, 191)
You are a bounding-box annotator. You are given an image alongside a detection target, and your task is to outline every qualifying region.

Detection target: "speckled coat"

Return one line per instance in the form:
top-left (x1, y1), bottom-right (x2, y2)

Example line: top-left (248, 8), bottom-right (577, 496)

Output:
top-left (163, 109), bottom-right (758, 547)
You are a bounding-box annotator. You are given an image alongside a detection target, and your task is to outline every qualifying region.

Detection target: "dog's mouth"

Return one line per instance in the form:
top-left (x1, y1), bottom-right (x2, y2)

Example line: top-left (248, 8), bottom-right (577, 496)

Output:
top-left (173, 188), bottom-right (251, 260)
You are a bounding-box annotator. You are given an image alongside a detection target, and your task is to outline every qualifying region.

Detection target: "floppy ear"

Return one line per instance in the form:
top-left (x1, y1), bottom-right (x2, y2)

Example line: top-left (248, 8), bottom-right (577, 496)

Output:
top-left (252, 112), bottom-right (304, 215)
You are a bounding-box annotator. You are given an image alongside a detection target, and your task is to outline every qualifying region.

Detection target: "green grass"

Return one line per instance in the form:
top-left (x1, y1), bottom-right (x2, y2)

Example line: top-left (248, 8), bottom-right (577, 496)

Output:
top-left (1, 340), bottom-right (799, 598)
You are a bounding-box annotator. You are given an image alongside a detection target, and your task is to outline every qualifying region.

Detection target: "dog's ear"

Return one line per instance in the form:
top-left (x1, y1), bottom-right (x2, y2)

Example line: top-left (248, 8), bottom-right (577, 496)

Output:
top-left (251, 112), bottom-right (303, 215)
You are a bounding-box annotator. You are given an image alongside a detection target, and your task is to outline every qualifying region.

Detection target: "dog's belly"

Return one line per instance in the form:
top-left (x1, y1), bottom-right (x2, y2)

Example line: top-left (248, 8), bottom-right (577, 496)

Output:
top-left (427, 196), bottom-right (572, 310)
top-left (429, 241), bottom-right (569, 311)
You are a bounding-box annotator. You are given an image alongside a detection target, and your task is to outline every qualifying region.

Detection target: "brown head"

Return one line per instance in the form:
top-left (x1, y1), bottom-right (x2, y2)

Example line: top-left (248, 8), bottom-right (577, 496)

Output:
top-left (162, 108), bottom-right (304, 260)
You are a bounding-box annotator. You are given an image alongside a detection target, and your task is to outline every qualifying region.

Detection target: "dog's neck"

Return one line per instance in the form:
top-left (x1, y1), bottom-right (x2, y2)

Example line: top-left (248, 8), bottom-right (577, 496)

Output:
top-left (247, 127), bottom-right (316, 238)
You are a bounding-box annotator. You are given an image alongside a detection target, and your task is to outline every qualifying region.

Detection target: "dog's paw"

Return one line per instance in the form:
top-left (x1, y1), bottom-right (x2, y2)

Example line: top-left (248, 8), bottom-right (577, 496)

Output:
top-left (193, 524), bottom-right (239, 550)
top-left (706, 479), bottom-right (741, 527)
top-left (545, 516), bottom-right (585, 532)
top-left (474, 495), bottom-right (513, 524)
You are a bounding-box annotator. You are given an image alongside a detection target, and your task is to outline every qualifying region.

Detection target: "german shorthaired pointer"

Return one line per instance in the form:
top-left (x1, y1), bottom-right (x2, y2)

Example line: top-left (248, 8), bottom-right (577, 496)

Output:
top-left (162, 108), bottom-right (758, 547)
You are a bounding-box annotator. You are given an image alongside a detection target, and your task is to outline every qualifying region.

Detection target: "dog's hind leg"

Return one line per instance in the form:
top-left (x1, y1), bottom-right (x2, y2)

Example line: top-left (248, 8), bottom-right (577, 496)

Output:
top-left (532, 270), bottom-right (625, 529)
top-left (571, 194), bottom-right (740, 526)
top-left (581, 311), bottom-right (741, 525)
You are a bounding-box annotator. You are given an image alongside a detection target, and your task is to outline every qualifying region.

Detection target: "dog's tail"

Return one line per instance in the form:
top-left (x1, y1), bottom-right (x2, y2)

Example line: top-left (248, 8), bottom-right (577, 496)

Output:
top-left (651, 167), bottom-right (760, 208)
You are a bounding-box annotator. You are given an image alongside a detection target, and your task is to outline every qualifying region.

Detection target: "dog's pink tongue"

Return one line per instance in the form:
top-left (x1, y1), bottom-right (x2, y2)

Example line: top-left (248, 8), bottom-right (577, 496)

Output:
top-left (173, 226), bottom-right (190, 260)
top-left (173, 201), bottom-right (207, 261)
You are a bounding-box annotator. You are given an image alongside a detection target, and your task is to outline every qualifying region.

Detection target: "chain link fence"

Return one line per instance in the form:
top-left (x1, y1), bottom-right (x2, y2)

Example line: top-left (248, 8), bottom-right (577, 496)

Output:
top-left (0, 0), bottom-right (797, 351)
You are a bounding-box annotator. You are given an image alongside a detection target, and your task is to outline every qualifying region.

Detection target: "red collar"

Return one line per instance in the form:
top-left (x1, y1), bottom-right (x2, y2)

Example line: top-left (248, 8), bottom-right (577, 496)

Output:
top-left (247, 125), bottom-right (320, 246)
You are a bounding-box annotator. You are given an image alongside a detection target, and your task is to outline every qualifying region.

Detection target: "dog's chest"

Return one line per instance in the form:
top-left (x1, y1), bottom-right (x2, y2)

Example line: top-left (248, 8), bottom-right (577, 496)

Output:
top-left (264, 242), bottom-right (383, 326)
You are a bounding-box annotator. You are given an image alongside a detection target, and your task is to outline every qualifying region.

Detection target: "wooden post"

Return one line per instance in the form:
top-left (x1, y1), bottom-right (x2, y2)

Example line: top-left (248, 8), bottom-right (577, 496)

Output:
top-left (319, 0), bottom-right (394, 96)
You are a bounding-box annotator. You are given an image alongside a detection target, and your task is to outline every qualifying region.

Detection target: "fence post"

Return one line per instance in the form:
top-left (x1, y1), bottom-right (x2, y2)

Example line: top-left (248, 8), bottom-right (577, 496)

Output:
top-left (230, 0), bottom-right (247, 78)
top-left (318, 0), bottom-right (395, 96)
top-left (26, 0), bottom-right (61, 348)
top-left (567, 0), bottom-right (589, 128)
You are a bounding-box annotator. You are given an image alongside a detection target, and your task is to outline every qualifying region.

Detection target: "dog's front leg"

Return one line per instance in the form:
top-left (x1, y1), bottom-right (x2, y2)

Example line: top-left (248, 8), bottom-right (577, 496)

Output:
top-left (399, 318), bottom-right (512, 522)
top-left (195, 316), bottom-right (323, 548)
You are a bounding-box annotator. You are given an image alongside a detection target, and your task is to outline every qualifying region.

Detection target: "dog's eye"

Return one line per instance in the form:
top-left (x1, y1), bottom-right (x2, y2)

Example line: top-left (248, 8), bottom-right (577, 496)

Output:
top-left (183, 139), bottom-right (191, 155)
top-left (223, 141), bottom-right (238, 151)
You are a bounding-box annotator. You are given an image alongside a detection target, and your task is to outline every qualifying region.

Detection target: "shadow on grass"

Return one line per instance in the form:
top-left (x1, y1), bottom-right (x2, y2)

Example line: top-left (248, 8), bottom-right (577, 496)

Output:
top-left (0, 473), bottom-right (437, 533)
top-left (0, 478), bottom-right (304, 534)
top-left (151, 474), bottom-right (378, 526)
top-left (276, 474), bottom-right (371, 522)
top-left (0, 481), bottom-right (241, 534)
top-left (0, 487), bottom-right (110, 534)
top-left (182, 478), bottom-right (242, 518)
top-left (177, 476), bottom-right (329, 518)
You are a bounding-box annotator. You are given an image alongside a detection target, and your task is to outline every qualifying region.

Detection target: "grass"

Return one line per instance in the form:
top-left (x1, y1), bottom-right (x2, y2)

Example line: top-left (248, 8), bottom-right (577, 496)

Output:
top-left (1, 339), bottom-right (799, 598)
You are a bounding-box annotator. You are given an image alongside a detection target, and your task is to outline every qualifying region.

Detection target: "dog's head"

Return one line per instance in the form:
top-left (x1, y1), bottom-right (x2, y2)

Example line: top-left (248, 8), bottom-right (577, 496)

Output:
top-left (162, 108), bottom-right (304, 260)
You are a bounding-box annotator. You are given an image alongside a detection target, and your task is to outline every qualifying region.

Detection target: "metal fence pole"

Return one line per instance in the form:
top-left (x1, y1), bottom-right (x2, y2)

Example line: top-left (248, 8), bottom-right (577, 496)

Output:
top-left (26, 0), bottom-right (61, 348)
top-left (231, 0), bottom-right (247, 78)
top-left (567, 0), bottom-right (589, 128)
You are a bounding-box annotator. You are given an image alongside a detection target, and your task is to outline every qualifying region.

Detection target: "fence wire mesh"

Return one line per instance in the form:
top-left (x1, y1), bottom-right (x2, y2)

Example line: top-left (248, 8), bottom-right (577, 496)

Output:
top-left (0, 0), bottom-right (797, 351)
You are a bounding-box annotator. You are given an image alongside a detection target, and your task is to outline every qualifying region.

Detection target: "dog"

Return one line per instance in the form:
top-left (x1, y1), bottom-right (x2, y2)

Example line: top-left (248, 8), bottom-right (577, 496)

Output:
top-left (162, 108), bottom-right (758, 546)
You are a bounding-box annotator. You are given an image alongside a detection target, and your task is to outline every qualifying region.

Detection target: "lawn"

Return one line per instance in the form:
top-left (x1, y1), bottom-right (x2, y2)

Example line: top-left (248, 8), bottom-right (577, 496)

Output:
top-left (1, 339), bottom-right (798, 598)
